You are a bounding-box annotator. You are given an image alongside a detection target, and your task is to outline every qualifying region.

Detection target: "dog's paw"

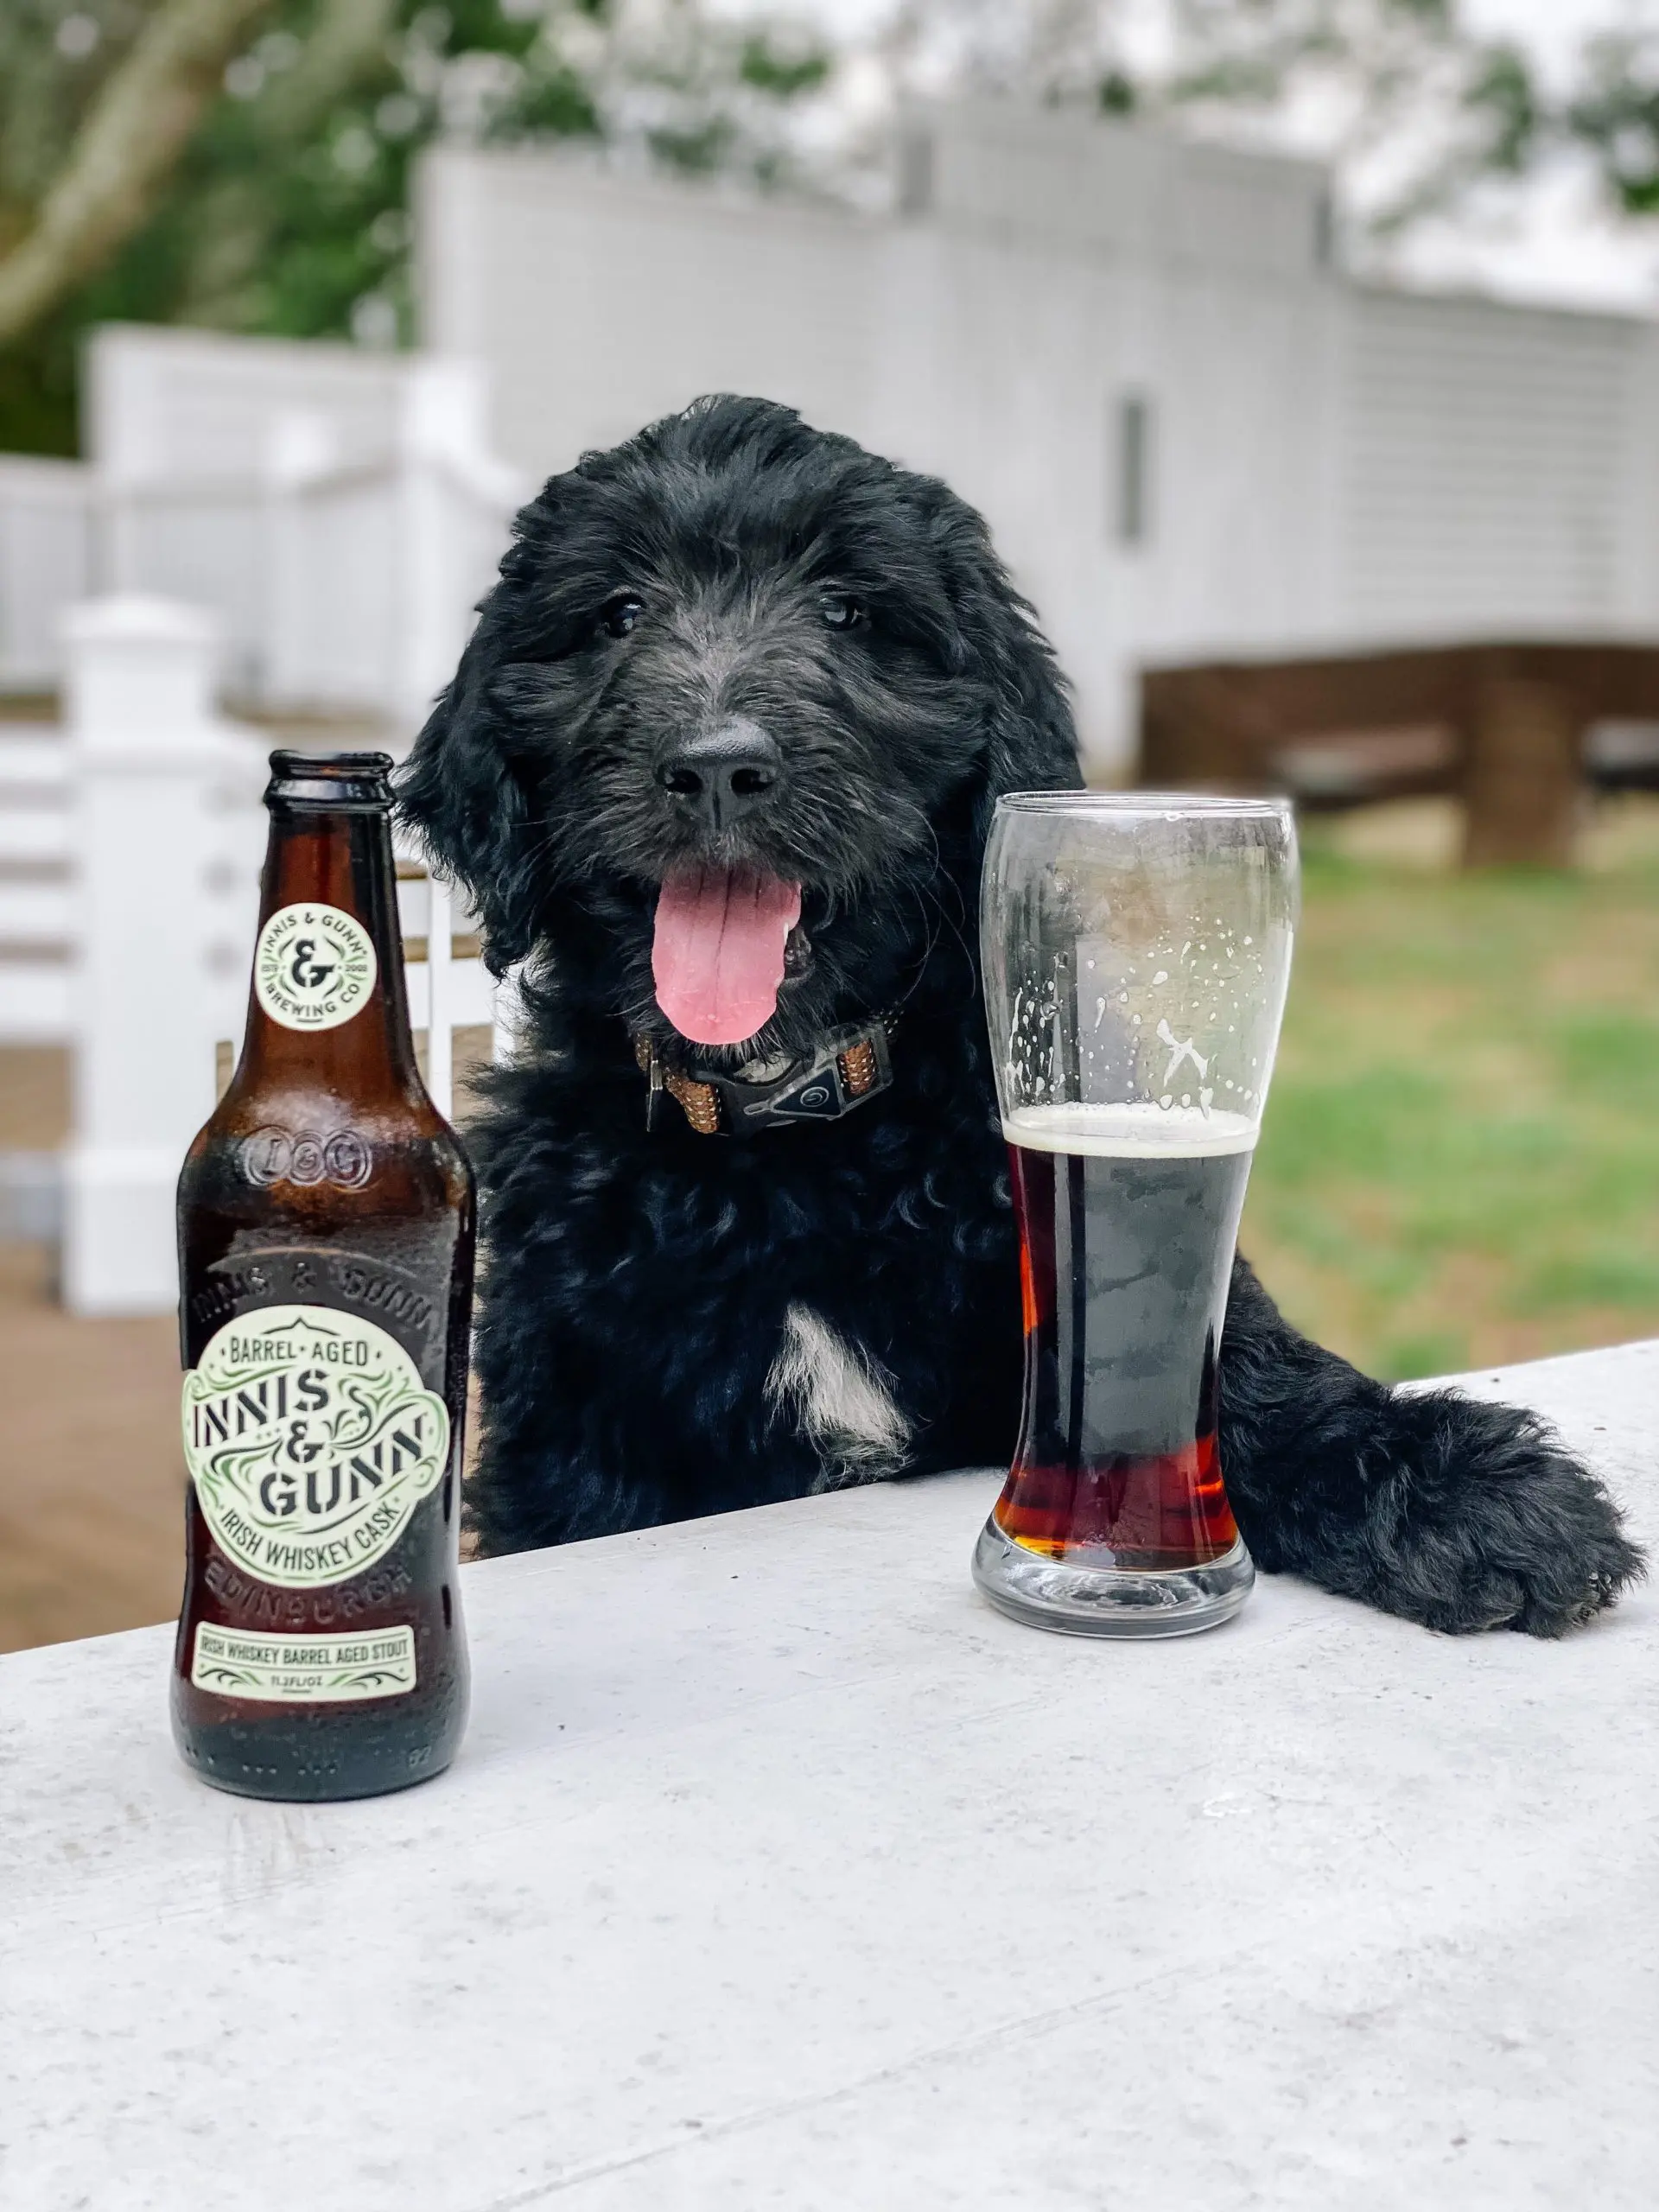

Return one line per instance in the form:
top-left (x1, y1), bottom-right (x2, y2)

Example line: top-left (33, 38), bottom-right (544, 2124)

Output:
top-left (1364, 1393), bottom-right (1646, 1637)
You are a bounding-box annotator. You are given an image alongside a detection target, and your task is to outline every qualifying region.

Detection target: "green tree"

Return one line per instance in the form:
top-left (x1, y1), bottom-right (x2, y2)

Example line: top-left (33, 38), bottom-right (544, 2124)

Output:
top-left (0, 0), bottom-right (829, 454)
top-left (1568, 29), bottom-right (1659, 219)
top-left (869, 0), bottom-right (1544, 246)
top-left (6, 0), bottom-right (1655, 462)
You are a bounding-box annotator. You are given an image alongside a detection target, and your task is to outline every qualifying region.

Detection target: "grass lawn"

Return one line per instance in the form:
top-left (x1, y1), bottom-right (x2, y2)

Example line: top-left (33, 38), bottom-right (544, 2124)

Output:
top-left (1243, 796), bottom-right (1659, 1382)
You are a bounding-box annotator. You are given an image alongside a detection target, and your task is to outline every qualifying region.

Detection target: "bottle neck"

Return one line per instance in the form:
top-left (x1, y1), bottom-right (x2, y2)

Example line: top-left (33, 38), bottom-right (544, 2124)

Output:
top-left (234, 802), bottom-right (424, 1103)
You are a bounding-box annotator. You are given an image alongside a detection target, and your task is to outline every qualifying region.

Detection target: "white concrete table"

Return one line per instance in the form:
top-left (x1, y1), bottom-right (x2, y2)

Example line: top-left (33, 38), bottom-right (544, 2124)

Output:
top-left (3, 1343), bottom-right (1656, 2211)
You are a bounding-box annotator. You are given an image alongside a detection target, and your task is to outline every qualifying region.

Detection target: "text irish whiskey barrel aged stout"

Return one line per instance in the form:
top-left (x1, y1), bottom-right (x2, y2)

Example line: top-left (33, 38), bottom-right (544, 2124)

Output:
top-left (174, 753), bottom-right (475, 1800)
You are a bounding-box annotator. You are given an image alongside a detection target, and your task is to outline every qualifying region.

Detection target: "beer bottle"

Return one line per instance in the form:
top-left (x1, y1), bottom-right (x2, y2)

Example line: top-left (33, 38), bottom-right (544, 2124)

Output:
top-left (173, 752), bottom-right (474, 1800)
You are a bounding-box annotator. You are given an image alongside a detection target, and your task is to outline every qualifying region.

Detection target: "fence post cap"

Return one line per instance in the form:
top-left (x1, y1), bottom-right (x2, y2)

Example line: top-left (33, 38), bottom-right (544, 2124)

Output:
top-left (60, 595), bottom-right (219, 649)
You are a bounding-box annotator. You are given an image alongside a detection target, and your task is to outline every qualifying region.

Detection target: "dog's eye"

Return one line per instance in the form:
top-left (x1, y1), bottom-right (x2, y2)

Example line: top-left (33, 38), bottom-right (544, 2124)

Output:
top-left (817, 592), bottom-right (865, 632)
top-left (600, 595), bottom-right (644, 639)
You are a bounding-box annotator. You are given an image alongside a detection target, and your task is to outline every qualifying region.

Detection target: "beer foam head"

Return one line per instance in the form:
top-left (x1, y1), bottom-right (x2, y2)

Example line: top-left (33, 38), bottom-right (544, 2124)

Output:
top-left (1003, 1101), bottom-right (1257, 1158)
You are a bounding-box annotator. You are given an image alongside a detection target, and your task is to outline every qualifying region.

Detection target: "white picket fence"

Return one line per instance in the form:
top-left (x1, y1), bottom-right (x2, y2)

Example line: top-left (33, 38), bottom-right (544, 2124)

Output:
top-left (0, 457), bottom-right (95, 693)
top-left (29, 595), bottom-right (511, 1316)
top-left (0, 328), bottom-right (525, 724)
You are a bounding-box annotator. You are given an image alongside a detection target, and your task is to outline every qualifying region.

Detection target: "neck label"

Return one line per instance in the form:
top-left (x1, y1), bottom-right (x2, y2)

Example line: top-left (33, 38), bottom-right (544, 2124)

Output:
top-left (255, 902), bottom-right (378, 1032)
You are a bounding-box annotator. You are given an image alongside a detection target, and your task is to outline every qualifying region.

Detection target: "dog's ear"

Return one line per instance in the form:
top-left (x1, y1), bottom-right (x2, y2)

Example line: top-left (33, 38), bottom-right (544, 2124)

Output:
top-left (397, 609), bottom-right (540, 976)
top-left (925, 489), bottom-right (1083, 836)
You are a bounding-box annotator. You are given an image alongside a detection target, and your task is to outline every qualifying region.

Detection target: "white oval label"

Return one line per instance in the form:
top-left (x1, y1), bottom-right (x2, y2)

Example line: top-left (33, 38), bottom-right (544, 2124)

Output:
top-left (254, 902), bottom-right (378, 1032)
top-left (181, 1305), bottom-right (449, 1589)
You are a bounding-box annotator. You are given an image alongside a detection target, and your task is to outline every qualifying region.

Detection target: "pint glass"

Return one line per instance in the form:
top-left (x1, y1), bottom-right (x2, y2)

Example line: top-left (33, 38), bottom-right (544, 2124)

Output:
top-left (973, 795), bottom-right (1298, 1637)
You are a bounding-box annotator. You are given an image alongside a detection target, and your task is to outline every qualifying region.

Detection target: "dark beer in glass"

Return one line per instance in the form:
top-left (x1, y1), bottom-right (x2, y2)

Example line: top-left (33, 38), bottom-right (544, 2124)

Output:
top-left (975, 795), bottom-right (1297, 1637)
top-left (173, 752), bottom-right (474, 1798)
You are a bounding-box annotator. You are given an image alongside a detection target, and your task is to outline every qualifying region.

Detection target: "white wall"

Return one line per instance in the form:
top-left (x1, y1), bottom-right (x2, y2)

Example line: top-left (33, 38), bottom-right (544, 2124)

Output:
top-left (0, 458), bottom-right (95, 692)
top-left (416, 150), bottom-right (885, 469)
top-left (1338, 287), bottom-right (1659, 645)
top-left (79, 327), bottom-right (524, 726)
top-left (416, 105), bottom-right (1659, 772)
top-left (89, 325), bottom-right (428, 483)
top-left (416, 118), bottom-right (1341, 766)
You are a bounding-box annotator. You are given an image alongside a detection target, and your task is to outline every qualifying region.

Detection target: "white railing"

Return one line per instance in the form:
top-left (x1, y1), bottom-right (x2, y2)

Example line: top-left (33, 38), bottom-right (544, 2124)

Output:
top-left (54, 595), bottom-right (512, 1316)
top-left (0, 718), bottom-right (73, 1041)
top-left (0, 457), bottom-right (96, 693)
top-left (394, 839), bottom-right (520, 1114)
top-left (0, 330), bottom-right (524, 726)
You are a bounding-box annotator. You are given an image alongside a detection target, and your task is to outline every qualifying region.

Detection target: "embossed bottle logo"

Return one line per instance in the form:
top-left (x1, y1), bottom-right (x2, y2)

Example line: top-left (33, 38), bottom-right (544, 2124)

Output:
top-left (181, 1305), bottom-right (448, 1588)
top-left (241, 1126), bottom-right (373, 1189)
top-left (254, 903), bottom-right (378, 1032)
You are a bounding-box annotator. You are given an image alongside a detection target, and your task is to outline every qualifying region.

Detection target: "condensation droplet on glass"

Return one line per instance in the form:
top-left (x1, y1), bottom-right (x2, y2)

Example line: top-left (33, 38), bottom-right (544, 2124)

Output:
top-left (1154, 969), bottom-right (1168, 985)
top-left (1159, 1094), bottom-right (1173, 1109)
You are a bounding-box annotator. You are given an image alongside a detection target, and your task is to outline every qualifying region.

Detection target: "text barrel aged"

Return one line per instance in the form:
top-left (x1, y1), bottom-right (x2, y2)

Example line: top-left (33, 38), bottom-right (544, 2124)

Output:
top-left (174, 752), bottom-right (475, 1800)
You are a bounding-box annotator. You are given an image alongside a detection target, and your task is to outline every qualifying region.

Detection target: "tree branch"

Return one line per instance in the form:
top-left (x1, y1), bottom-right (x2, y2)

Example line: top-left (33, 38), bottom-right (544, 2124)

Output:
top-left (0, 0), bottom-right (277, 349)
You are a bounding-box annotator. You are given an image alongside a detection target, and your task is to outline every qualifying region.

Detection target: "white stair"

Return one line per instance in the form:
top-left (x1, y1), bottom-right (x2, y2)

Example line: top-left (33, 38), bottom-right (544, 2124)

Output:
top-left (0, 722), bottom-right (70, 1042)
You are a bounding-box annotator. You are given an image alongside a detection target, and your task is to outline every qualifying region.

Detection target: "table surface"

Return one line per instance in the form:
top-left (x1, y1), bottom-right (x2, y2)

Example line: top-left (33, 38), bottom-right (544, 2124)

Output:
top-left (3, 1340), bottom-right (1657, 2212)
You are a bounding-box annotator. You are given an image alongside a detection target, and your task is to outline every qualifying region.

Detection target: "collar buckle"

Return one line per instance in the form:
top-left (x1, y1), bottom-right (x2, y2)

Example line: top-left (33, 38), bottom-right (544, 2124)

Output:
top-left (639, 1019), bottom-right (894, 1136)
top-left (710, 1020), bottom-right (893, 1134)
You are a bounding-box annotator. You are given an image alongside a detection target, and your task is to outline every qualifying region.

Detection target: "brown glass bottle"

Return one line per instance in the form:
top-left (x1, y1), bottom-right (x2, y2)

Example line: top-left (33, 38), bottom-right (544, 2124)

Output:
top-left (173, 752), bottom-right (474, 1801)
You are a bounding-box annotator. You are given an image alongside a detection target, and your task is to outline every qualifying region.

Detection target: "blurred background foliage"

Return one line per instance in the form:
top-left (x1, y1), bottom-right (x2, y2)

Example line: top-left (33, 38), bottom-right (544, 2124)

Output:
top-left (5, 0), bottom-right (1659, 455)
top-left (0, 0), bottom-right (831, 452)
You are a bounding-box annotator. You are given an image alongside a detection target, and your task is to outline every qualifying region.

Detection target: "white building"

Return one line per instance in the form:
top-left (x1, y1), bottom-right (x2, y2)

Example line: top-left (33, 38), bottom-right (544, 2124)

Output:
top-left (416, 102), bottom-right (1659, 772)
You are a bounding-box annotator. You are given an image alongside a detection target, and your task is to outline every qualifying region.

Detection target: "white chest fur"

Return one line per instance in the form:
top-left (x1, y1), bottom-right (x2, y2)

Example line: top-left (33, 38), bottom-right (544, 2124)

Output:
top-left (765, 1302), bottom-right (912, 1490)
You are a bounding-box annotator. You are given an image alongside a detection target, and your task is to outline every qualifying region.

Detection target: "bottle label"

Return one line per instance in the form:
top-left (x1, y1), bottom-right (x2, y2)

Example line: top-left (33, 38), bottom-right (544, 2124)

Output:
top-left (254, 902), bottom-right (378, 1032)
top-left (181, 1304), bottom-right (450, 1589)
top-left (190, 1622), bottom-right (416, 1702)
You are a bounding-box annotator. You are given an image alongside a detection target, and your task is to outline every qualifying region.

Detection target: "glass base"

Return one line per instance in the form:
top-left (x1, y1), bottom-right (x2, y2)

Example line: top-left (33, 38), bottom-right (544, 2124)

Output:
top-left (972, 1515), bottom-right (1255, 1640)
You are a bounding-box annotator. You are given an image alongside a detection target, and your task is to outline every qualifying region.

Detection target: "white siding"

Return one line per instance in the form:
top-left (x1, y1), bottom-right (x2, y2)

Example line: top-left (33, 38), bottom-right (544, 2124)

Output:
top-left (0, 459), bottom-right (94, 691)
top-left (416, 128), bottom-right (1344, 768)
top-left (1340, 289), bottom-right (1656, 642)
top-left (416, 152), bottom-right (883, 478)
top-left (423, 110), bottom-right (1659, 761)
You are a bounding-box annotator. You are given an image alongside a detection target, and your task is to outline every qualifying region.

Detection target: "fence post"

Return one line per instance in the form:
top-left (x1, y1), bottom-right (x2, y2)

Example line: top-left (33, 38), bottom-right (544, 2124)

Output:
top-left (60, 597), bottom-right (255, 1316)
top-left (425, 870), bottom-right (454, 1118)
top-left (1461, 670), bottom-right (1583, 868)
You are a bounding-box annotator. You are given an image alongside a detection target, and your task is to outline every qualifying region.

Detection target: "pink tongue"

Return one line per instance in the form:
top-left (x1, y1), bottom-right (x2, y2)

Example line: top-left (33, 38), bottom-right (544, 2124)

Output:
top-left (652, 867), bottom-right (803, 1046)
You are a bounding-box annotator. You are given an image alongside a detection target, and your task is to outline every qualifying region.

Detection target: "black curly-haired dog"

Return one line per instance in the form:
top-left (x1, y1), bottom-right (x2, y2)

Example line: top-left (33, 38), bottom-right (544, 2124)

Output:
top-left (401, 394), bottom-right (1642, 1635)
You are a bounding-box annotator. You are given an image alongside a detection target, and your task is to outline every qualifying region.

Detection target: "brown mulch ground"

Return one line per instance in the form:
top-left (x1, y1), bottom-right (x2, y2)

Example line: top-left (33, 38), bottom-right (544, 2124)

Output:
top-left (0, 1239), bottom-right (183, 1653)
top-left (0, 1045), bottom-right (176, 1653)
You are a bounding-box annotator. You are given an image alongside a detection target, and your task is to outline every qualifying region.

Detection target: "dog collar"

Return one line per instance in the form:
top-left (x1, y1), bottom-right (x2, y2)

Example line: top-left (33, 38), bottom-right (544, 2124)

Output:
top-left (634, 1017), bottom-right (894, 1136)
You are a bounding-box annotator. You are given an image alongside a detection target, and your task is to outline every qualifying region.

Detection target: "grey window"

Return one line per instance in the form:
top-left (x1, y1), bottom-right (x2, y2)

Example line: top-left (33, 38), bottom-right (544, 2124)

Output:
top-left (1115, 391), bottom-right (1153, 548)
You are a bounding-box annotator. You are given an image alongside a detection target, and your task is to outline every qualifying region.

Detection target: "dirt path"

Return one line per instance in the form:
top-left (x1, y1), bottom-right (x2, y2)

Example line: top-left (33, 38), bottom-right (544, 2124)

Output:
top-left (0, 1243), bottom-right (183, 1653)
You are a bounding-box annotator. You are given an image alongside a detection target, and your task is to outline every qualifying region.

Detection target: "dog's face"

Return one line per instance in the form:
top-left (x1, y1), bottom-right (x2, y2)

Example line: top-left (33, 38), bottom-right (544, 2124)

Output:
top-left (402, 397), bottom-right (1077, 1064)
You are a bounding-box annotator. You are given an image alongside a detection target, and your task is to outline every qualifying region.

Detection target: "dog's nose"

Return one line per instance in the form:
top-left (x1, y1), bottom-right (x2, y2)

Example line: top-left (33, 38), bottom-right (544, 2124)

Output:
top-left (657, 721), bottom-right (783, 834)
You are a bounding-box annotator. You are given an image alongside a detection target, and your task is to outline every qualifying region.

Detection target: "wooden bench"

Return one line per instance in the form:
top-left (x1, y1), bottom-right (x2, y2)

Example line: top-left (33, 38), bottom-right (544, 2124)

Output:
top-left (1139, 642), bottom-right (1659, 866)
